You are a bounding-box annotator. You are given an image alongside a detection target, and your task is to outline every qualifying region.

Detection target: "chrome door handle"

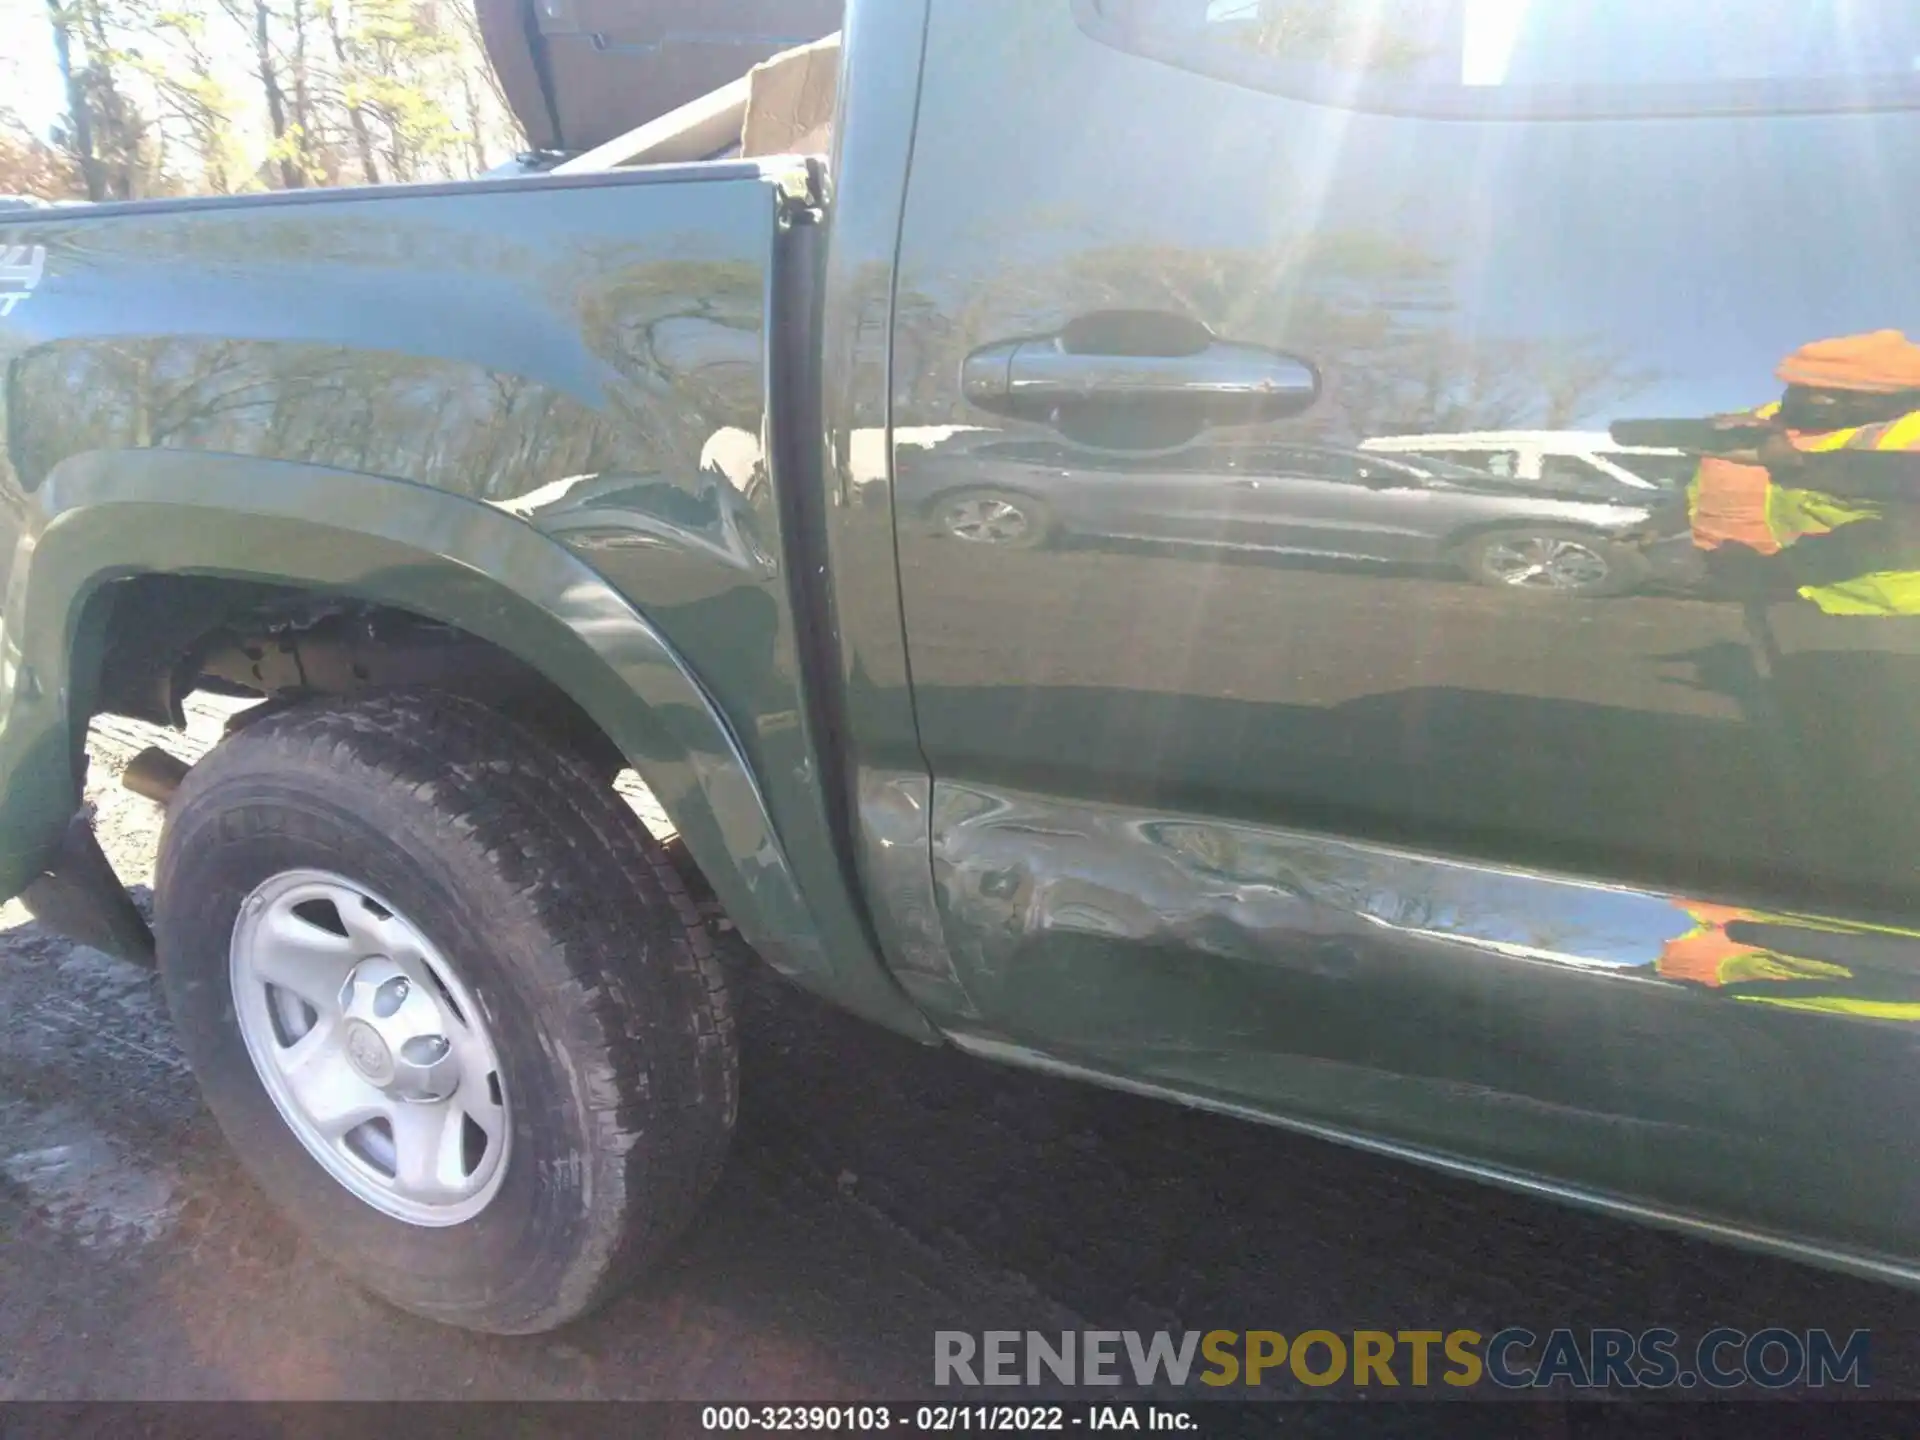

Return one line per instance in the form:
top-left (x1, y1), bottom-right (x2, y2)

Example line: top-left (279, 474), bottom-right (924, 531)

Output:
top-left (963, 319), bottom-right (1319, 434)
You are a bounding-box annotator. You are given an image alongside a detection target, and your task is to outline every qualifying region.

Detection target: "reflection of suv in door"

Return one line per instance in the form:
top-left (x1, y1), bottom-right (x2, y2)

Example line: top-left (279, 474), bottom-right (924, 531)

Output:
top-left (917, 439), bottom-right (1679, 596)
top-left (1251, 446), bottom-right (1678, 595)
top-left (1360, 431), bottom-right (1695, 495)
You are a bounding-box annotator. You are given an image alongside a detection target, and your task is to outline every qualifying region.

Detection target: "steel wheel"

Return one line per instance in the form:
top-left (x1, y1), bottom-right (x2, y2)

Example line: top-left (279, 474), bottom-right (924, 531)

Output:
top-left (939, 493), bottom-right (1040, 545)
top-left (1477, 535), bottom-right (1614, 591)
top-left (229, 869), bottom-right (509, 1227)
top-left (162, 691), bottom-right (736, 1332)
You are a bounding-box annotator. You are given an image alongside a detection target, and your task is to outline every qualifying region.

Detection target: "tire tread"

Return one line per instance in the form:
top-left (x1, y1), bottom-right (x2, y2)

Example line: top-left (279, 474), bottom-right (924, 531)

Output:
top-left (157, 689), bottom-right (736, 1333)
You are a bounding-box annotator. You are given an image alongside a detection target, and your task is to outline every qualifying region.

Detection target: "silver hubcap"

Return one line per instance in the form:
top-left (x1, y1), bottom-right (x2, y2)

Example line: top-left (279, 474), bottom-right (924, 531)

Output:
top-left (1482, 536), bottom-right (1611, 590)
top-left (943, 496), bottom-right (1032, 544)
top-left (229, 871), bottom-right (510, 1226)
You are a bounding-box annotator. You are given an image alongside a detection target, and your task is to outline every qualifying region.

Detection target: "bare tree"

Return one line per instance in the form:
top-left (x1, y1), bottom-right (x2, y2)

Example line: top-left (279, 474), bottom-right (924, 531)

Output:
top-left (1231, 0), bottom-right (1438, 73)
top-left (320, 0), bottom-right (381, 182)
top-left (1538, 339), bottom-right (1660, 430)
top-left (78, 0), bottom-right (160, 197)
top-left (0, 104), bottom-right (80, 197)
top-left (253, 0), bottom-right (301, 186)
top-left (137, 6), bottom-right (243, 192)
top-left (13, 0), bottom-right (529, 199)
top-left (46, 0), bottom-right (106, 199)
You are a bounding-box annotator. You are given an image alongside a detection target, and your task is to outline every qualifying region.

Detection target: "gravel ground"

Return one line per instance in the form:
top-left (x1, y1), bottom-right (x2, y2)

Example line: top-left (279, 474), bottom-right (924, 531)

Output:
top-left (3, 701), bottom-right (1920, 1408)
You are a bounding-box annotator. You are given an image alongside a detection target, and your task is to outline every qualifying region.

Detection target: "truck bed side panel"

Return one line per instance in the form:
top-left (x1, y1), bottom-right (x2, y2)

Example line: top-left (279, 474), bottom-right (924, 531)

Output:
top-left (0, 167), bottom-right (928, 1035)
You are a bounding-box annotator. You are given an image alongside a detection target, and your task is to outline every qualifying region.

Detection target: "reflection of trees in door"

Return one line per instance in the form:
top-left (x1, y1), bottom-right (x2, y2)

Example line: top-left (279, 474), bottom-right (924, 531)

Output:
top-left (4, 247), bottom-right (772, 506)
top-left (5, 337), bottom-right (629, 501)
top-left (897, 239), bottom-right (1656, 441)
top-left (1206, 0), bottom-right (1446, 73)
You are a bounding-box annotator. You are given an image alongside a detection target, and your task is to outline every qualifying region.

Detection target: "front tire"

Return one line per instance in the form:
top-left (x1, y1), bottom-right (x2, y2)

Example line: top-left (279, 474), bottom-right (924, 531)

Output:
top-left (1459, 527), bottom-right (1647, 598)
top-left (155, 691), bottom-right (736, 1334)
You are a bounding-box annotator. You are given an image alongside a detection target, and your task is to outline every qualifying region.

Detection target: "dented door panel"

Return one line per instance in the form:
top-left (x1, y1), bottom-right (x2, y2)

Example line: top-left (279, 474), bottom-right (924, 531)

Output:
top-left (889, 0), bottom-right (1920, 1274)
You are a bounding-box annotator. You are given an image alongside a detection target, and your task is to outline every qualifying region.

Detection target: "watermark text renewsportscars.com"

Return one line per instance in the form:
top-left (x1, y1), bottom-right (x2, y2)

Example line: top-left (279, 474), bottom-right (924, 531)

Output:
top-left (934, 1328), bottom-right (1871, 1391)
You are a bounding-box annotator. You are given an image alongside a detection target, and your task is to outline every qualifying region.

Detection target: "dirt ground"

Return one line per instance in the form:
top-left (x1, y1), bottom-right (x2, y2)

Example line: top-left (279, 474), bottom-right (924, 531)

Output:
top-left (3, 703), bottom-right (1920, 1406)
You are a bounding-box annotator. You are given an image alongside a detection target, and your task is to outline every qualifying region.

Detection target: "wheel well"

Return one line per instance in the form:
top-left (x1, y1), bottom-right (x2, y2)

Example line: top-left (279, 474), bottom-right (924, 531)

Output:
top-left (81, 575), bottom-right (625, 780)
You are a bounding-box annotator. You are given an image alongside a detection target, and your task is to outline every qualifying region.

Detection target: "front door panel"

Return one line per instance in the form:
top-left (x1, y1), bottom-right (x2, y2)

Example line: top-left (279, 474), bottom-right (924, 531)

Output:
top-left (888, 0), bottom-right (1920, 1266)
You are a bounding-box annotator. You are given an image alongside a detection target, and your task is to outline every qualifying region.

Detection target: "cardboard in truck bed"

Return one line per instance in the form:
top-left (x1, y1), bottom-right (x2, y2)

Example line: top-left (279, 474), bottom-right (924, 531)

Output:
top-left (475, 0), bottom-right (840, 153)
top-left (740, 33), bottom-right (841, 157)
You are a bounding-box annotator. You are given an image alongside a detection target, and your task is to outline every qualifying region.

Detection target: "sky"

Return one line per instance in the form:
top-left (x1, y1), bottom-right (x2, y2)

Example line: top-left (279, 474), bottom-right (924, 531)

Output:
top-left (1, 0), bottom-right (68, 136)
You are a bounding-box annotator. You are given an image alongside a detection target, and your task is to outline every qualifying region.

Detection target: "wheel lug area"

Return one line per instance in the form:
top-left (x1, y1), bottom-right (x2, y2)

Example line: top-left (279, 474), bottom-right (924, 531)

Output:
top-left (373, 975), bottom-right (411, 1017)
top-left (338, 957), bottom-right (462, 1102)
top-left (401, 1034), bottom-right (451, 1066)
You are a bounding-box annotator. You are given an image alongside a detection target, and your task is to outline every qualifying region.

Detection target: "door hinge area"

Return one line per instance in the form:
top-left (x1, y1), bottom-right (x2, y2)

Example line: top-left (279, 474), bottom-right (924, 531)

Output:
top-left (771, 156), bottom-right (829, 226)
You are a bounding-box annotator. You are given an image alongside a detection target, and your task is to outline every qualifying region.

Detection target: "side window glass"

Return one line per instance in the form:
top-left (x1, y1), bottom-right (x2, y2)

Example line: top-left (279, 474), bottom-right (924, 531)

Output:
top-left (1356, 458), bottom-right (1419, 485)
top-left (1539, 454), bottom-right (1615, 490)
top-left (1463, 450), bottom-right (1520, 479)
top-left (1406, 450), bottom-right (1519, 478)
top-left (1270, 447), bottom-right (1361, 480)
top-left (1081, 0), bottom-right (1920, 116)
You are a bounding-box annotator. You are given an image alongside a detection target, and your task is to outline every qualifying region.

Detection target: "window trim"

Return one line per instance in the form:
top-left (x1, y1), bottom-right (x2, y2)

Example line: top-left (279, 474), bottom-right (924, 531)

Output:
top-left (1072, 0), bottom-right (1920, 120)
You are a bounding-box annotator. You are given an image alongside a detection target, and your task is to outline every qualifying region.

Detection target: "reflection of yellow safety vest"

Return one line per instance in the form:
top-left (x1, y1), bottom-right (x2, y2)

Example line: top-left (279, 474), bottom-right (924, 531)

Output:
top-left (1791, 407), bottom-right (1920, 616)
top-left (1686, 402), bottom-right (1880, 556)
top-left (1687, 460), bottom-right (1809, 555)
top-left (1657, 902), bottom-right (1853, 987)
top-left (1791, 409), bottom-right (1920, 455)
top-left (1796, 572), bottom-right (1920, 616)
top-left (1737, 994), bottom-right (1920, 1021)
top-left (1657, 901), bottom-right (1920, 1021)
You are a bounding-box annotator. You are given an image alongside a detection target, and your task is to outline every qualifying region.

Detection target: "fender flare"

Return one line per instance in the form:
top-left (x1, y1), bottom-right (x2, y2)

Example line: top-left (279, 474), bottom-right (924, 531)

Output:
top-left (4, 449), bottom-right (937, 1039)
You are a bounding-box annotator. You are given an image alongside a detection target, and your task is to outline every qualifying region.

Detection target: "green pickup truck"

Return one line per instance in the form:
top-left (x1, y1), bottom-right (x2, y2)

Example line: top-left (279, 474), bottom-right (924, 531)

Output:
top-left (6, 0), bottom-right (1920, 1335)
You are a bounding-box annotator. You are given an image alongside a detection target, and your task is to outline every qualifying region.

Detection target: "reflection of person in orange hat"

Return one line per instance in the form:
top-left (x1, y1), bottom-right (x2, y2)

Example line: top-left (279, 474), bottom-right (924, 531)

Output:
top-left (1776, 329), bottom-right (1920, 398)
top-left (1764, 331), bottom-right (1920, 615)
top-left (1676, 331), bottom-right (1920, 614)
top-left (1685, 332), bottom-right (1920, 551)
top-left (1656, 900), bottom-right (1920, 1021)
